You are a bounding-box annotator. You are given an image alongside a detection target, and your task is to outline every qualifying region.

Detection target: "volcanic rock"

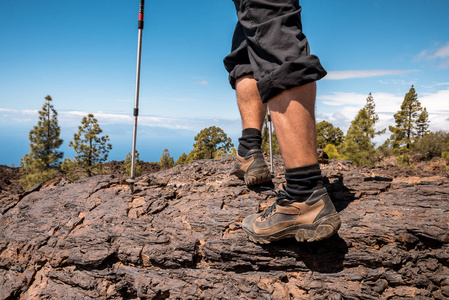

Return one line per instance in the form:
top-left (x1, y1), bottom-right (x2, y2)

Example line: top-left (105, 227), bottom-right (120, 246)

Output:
top-left (1, 157), bottom-right (448, 299)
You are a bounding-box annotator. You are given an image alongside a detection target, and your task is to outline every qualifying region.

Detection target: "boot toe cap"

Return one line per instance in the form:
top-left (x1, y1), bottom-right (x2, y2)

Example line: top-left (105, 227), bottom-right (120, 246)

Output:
top-left (242, 213), bottom-right (260, 233)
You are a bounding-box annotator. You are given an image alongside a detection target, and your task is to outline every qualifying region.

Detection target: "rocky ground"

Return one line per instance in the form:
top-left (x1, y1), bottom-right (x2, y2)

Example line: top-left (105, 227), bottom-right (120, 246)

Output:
top-left (1, 157), bottom-right (448, 299)
top-left (0, 161), bottom-right (160, 197)
top-left (0, 165), bottom-right (22, 196)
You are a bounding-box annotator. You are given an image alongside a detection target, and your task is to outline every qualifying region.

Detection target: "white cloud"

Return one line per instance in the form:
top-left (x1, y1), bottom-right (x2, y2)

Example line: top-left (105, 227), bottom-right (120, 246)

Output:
top-left (415, 50), bottom-right (430, 61)
top-left (370, 92), bottom-right (404, 114)
top-left (0, 108), bottom-right (38, 124)
top-left (433, 43), bottom-right (449, 59)
top-left (318, 92), bottom-right (367, 106)
top-left (194, 81), bottom-right (209, 86)
top-left (415, 42), bottom-right (449, 69)
top-left (0, 108), bottom-right (37, 115)
top-left (332, 112), bottom-right (347, 122)
top-left (59, 110), bottom-right (211, 131)
top-left (423, 82), bottom-right (449, 89)
top-left (317, 91), bottom-right (404, 113)
top-left (378, 79), bottom-right (416, 86)
top-left (420, 88), bottom-right (449, 111)
top-left (324, 69), bottom-right (417, 80)
top-left (0, 108), bottom-right (240, 136)
top-left (420, 88), bottom-right (449, 131)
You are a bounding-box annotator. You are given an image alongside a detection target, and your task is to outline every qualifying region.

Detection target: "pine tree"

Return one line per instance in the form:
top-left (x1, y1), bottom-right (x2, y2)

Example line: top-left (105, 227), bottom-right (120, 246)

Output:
top-left (24, 95), bottom-right (63, 168)
top-left (122, 150), bottom-right (142, 177)
top-left (69, 114), bottom-right (112, 177)
top-left (174, 152), bottom-right (188, 166)
top-left (159, 149), bottom-right (175, 169)
top-left (341, 109), bottom-right (375, 165)
top-left (416, 107), bottom-right (430, 138)
top-left (186, 126), bottom-right (233, 163)
top-left (364, 92), bottom-right (386, 136)
top-left (19, 95), bottom-right (63, 189)
top-left (389, 85), bottom-right (429, 153)
top-left (364, 93), bottom-right (379, 124)
top-left (316, 120), bottom-right (344, 149)
top-left (340, 93), bottom-right (382, 166)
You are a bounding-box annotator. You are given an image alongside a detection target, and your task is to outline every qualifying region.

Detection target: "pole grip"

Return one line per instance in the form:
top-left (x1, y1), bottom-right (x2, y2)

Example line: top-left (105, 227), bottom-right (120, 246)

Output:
top-left (138, 0), bottom-right (145, 29)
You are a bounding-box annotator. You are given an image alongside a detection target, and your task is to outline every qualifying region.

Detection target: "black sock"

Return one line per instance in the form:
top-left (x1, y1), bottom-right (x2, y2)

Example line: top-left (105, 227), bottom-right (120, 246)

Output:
top-left (238, 128), bottom-right (262, 157)
top-left (285, 163), bottom-right (324, 202)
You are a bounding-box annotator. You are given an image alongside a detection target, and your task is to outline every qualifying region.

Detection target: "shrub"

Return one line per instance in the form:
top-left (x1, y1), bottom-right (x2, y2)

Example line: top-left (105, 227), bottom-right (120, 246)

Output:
top-left (413, 131), bottom-right (449, 160)
top-left (396, 153), bottom-right (413, 168)
top-left (323, 144), bottom-right (340, 160)
top-left (442, 151), bottom-right (449, 164)
top-left (61, 158), bottom-right (82, 181)
top-left (122, 151), bottom-right (142, 177)
top-left (19, 156), bottom-right (58, 190)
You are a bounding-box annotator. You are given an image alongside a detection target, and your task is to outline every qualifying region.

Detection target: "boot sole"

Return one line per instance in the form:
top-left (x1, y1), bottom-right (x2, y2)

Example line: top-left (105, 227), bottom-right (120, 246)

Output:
top-left (244, 167), bottom-right (272, 186)
top-left (243, 213), bottom-right (341, 244)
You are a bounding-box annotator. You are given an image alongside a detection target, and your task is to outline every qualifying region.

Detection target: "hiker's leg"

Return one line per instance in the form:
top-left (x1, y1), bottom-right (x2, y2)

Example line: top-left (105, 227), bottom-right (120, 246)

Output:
top-left (235, 74), bottom-right (266, 132)
top-left (242, 84), bottom-right (341, 243)
top-left (235, 74), bottom-right (266, 157)
top-left (229, 74), bottom-right (272, 186)
top-left (226, 0), bottom-right (326, 174)
top-left (229, 0), bottom-right (340, 243)
top-left (224, 21), bottom-right (266, 156)
top-left (267, 82), bottom-right (318, 169)
top-left (224, 20), bottom-right (271, 186)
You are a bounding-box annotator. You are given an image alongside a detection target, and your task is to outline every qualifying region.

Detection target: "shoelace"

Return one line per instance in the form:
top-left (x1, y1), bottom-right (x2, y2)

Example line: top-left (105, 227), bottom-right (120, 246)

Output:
top-left (261, 186), bottom-right (295, 219)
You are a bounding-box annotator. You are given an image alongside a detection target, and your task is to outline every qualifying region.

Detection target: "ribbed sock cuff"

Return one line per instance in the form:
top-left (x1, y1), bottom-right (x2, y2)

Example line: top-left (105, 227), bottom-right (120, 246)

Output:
top-left (238, 128), bottom-right (262, 157)
top-left (285, 163), bottom-right (323, 202)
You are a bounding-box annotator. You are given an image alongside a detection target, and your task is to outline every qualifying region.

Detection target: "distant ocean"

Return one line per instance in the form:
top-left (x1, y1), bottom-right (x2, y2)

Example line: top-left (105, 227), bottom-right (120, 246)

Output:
top-left (1, 135), bottom-right (30, 167)
top-left (0, 137), bottom-right (194, 167)
top-left (0, 129), bottom-right (239, 167)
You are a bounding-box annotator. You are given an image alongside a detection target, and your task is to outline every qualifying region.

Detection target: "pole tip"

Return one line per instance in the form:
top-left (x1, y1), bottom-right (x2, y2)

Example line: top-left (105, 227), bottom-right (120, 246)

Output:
top-left (126, 178), bottom-right (138, 194)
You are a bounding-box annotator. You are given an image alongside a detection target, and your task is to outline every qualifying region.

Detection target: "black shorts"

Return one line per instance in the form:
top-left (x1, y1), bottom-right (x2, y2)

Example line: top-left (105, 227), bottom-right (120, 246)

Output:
top-left (223, 0), bottom-right (327, 103)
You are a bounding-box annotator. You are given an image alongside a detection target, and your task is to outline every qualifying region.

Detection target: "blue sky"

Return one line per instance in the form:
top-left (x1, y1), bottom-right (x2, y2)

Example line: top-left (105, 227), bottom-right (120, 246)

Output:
top-left (1, 0), bottom-right (449, 166)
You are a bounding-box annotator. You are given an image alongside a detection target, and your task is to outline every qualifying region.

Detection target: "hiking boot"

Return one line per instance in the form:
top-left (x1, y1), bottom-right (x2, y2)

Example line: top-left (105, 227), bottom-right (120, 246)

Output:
top-left (242, 187), bottom-right (341, 244)
top-left (230, 149), bottom-right (272, 186)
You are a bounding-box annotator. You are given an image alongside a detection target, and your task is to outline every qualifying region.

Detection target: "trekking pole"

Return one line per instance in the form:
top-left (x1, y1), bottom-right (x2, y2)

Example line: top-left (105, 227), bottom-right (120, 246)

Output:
top-left (267, 109), bottom-right (274, 176)
top-left (126, 0), bottom-right (145, 193)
